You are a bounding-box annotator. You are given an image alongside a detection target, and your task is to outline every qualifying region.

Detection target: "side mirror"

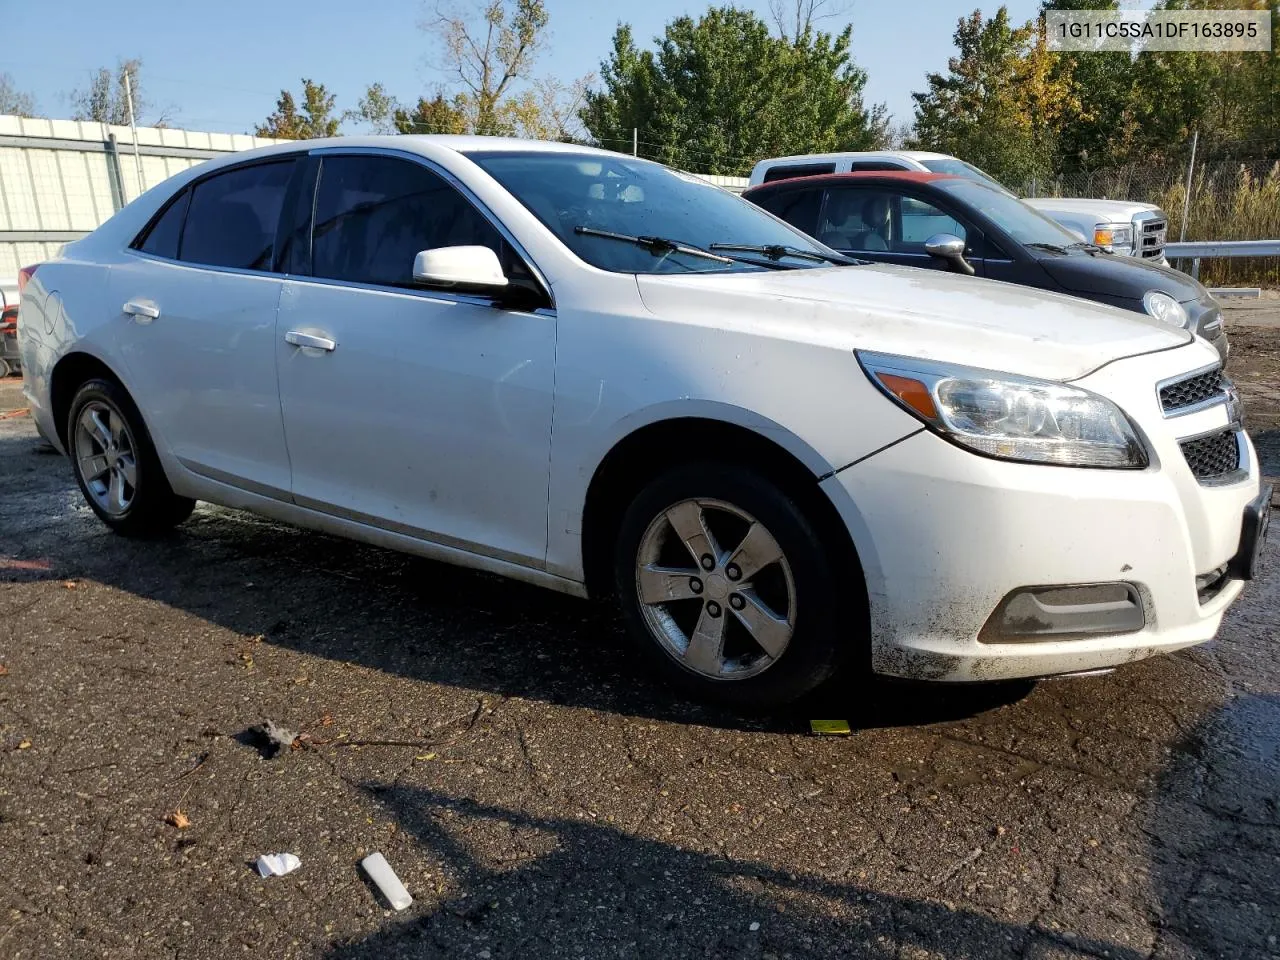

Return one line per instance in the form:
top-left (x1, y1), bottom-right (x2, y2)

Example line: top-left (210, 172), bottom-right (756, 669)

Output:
top-left (412, 246), bottom-right (509, 292)
top-left (924, 233), bottom-right (974, 276)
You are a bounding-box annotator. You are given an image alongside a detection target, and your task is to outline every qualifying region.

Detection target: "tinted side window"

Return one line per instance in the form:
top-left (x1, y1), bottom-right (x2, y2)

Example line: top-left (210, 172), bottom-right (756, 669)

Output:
top-left (898, 196), bottom-right (967, 251)
top-left (820, 188), bottom-right (968, 254)
top-left (135, 188), bottom-right (190, 259)
top-left (180, 160), bottom-right (295, 270)
top-left (761, 163), bottom-right (836, 183)
top-left (847, 162), bottom-right (909, 171)
top-left (311, 155), bottom-right (504, 287)
top-left (752, 188), bottom-right (822, 237)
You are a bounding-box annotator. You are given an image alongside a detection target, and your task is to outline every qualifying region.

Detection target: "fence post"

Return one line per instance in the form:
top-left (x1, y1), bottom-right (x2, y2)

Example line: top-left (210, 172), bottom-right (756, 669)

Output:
top-left (104, 133), bottom-right (126, 212)
top-left (1179, 128), bottom-right (1198, 243)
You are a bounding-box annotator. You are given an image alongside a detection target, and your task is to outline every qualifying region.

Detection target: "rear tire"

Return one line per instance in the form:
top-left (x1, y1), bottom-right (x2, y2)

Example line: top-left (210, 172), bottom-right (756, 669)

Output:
top-left (0, 358), bottom-right (10, 378)
top-left (67, 378), bottom-right (195, 536)
top-left (614, 462), bottom-right (852, 709)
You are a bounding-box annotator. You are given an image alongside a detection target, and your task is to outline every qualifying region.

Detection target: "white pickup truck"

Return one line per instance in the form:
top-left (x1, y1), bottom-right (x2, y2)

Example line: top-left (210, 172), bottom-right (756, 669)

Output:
top-left (748, 151), bottom-right (1169, 264)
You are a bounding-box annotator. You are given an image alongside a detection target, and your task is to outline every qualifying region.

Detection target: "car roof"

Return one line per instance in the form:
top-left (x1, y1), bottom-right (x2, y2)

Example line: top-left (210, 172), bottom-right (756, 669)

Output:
top-left (755, 150), bottom-right (952, 165)
top-left (745, 171), bottom-right (960, 193)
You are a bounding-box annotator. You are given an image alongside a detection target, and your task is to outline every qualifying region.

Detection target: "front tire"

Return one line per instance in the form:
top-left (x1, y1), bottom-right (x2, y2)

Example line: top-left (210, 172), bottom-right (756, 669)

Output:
top-left (614, 462), bottom-right (850, 708)
top-left (67, 378), bottom-right (195, 536)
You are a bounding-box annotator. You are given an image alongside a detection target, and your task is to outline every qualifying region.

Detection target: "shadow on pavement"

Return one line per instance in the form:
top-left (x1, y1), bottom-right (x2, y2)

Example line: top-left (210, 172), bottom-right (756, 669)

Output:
top-left (0, 433), bottom-right (1032, 733)
top-left (321, 695), bottom-right (1280, 958)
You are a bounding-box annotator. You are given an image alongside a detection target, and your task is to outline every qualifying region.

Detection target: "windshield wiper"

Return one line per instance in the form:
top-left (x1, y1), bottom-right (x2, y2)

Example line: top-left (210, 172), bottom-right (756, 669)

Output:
top-left (573, 226), bottom-right (733, 264)
top-left (1068, 241), bottom-right (1105, 253)
top-left (708, 243), bottom-right (853, 265)
top-left (1026, 241), bottom-right (1070, 255)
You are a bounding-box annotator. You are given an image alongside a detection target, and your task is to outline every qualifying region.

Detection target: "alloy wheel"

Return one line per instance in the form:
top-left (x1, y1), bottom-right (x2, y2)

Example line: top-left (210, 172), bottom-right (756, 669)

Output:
top-left (635, 497), bottom-right (796, 680)
top-left (74, 400), bottom-right (138, 516)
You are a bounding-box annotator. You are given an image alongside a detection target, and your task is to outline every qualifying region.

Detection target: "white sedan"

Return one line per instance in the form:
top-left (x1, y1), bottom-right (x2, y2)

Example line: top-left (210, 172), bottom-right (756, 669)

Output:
top-left (16, 137), bottom-right (1268, 707)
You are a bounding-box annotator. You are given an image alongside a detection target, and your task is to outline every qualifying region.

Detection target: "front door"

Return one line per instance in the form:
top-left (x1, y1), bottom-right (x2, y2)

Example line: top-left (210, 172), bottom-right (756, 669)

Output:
top-left (275, 152), bottom-right (556, 568)
top-left (112, 158), bottom-right (296, 496)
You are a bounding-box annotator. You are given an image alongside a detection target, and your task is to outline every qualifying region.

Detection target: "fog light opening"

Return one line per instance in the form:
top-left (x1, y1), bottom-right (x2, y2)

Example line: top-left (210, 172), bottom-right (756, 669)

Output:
top-left (979, 583), bottom-right (1145, 644)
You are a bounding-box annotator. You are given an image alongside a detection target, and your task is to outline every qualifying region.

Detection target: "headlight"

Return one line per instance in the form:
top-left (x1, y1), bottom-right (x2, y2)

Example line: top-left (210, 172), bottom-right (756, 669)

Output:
top-left (1093, 222), bottom-right (1133, 251)
top-left (859, 352), bottom-right (1148, 469)
top-left (1142, 290), bottom-right (1189, 328)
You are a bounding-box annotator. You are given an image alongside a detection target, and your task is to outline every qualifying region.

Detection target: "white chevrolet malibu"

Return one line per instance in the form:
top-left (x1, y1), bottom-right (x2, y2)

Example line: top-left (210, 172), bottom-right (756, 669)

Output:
top-left (17, 137), bottom-right (1269, 707)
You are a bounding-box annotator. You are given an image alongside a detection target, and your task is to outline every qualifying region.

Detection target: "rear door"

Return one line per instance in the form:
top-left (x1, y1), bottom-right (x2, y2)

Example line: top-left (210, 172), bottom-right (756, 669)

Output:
top-left (111, 158), bottom-right (297, 496)
top-left (274, 151), bottom-right (556, 568)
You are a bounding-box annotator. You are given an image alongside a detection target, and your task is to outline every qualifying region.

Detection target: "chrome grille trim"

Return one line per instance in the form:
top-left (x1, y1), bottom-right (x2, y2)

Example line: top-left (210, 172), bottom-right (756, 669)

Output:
top-left (1139, 216), bottom-right (1167, 260)
top-left (1156, 363), bottom-right (1227, 417)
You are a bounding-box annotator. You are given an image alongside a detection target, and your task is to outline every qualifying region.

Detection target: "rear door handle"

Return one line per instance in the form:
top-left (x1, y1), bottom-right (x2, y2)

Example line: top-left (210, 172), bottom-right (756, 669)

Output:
top-left (284, 330), bottom-right (337, 352)
top-left (123, 300), bottom-right (160, 322)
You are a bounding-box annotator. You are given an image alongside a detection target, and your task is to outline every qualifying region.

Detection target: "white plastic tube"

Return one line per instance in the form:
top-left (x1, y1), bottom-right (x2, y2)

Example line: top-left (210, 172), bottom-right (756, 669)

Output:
top-left (361, 852), bottom-right (413, 911)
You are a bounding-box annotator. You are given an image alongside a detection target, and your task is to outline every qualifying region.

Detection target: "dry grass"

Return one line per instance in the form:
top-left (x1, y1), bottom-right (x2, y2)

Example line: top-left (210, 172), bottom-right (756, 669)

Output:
top-left (1030, 161), bottom-right (1280, 287)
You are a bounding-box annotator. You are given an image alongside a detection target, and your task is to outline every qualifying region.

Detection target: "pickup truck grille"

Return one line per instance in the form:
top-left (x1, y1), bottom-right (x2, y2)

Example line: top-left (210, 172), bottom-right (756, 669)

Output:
top-left (1160, 367), bottom-right (1224, 414)
top-left (1180, 429), bottom-right (1240, 481)
top-left (1140, 218), bottom-right (1167, 259)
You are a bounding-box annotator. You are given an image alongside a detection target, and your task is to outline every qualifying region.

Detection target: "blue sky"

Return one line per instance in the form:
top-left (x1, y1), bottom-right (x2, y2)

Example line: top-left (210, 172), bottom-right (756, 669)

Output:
top-left (6, 0), bottom-right (1042, 134)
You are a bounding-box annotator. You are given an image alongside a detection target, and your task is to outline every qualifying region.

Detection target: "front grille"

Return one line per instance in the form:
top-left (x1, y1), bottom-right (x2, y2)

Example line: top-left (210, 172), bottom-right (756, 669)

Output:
top-left (1180, 429), bottom-right (1240, 481)
top-left (1160, 367), bottom-right (1224, 414)
top-left (1140, 218), bottom-right (1166, 259)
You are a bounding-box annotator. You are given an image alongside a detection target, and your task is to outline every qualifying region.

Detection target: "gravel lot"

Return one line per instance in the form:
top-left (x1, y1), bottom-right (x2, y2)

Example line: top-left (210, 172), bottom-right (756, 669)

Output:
top-left (1, 306), bottom-right (1278, 959)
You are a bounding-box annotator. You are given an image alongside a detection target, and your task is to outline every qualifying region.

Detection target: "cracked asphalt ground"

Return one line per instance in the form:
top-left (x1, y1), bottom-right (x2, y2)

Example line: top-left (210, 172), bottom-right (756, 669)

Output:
top-left (2, 314), bottom-right (1279, 959)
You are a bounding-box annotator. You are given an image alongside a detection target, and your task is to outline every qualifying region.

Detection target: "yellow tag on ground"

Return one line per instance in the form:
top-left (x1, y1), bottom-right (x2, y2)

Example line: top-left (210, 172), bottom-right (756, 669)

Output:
top-left (810, 719), bottom-right (851, 735)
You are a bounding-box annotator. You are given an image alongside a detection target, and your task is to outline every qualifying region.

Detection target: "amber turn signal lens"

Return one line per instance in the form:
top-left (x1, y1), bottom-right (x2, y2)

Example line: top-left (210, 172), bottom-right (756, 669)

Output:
top-left (877, 374), bottom-right (939, 420)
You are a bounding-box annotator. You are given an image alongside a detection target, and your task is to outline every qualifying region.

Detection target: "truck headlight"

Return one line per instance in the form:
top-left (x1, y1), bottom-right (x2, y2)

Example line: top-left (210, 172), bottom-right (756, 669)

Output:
top-left (859, 352), bottom-right (1148, 469)
top-left (1142, 290), bottom-right (1189, 328)
top-left (1093, 222), bottom-right (1133, 251)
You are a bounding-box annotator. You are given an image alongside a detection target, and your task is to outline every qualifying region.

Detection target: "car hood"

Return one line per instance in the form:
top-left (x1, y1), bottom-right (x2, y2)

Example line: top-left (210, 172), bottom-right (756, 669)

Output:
top-left (1036, 250), bottom-right (1207, 302)
top-left (1023, 197), bottom-right (1161, 218)
top-left (635, 263), bottom-right (1191, 382)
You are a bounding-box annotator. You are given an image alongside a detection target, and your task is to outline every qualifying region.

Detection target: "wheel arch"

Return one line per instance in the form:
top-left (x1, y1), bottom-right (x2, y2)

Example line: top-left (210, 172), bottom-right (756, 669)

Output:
top-left (49, 350), bottom-right (132, 450)
top-left (579, 414), bottom-right (865, 611)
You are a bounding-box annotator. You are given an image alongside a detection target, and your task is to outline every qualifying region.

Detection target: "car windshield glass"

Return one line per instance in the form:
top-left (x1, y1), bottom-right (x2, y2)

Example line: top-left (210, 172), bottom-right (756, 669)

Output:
top-left (918, 158), bottom-right (1014, 196)
top-left (935, 179), bottom-right (1083, 247)
top-left (467, 151), bottom-right (838, 274)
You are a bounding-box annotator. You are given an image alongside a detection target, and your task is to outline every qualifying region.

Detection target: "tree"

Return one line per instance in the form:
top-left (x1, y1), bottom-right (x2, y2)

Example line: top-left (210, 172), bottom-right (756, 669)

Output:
top-left (256, 79), bottom-right (340, 139)
top-left (581, 8), bottom-right (885, 175)
top-left (768, 0), bottom-right (851, 43)
top-left (428, 0), bottom-right (550, 135)
top-left (910, 8), bottom-right (1077, 188)
top-left (70, 59), bottom-right (167, 126)
top-left (0, 73), bottom-right (38, 117)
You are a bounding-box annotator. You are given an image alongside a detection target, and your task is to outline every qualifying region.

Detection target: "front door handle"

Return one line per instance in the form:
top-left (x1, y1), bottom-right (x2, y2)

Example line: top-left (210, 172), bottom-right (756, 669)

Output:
top-left (123, 300), bottom-right (160, 322)
top-left (284, 331), bottom-right (337, 352)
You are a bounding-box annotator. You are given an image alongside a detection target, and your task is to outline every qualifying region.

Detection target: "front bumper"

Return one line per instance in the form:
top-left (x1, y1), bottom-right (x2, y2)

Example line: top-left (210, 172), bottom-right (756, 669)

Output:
top-left (821, 342), bottom-right (1259, 682)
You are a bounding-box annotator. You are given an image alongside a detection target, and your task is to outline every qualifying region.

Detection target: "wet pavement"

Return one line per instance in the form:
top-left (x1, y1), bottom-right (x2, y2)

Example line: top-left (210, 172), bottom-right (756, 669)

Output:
top-left (0, 375), bottom-right (1278, 959)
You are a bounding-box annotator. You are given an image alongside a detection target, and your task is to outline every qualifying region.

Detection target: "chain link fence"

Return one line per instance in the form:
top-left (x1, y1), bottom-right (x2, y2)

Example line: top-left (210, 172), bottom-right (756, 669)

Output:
top-left (1015, 151), bottom-right (1280, 287)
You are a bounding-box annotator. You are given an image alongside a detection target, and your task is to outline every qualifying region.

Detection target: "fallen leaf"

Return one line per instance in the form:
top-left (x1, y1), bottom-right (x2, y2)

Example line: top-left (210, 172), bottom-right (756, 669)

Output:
top-left (166, 810), bottom-right (191, 830)
top-left (415, 753), bottom-right (438, 762)
top-left (0, 664), bottom-right (9, 677)
top-left (239, 652), bottom-right (254, 668)
top-left (63, 580), bottom-right (78, 589)
top-left (17, 740), bottom-right (32, 750)
top-left (319, 714), bottom-right (334, 727)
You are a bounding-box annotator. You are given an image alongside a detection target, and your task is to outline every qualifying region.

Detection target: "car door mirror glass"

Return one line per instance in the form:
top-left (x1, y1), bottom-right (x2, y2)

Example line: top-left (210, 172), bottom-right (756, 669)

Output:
top-left (412, 246), bottom-right (509, 291)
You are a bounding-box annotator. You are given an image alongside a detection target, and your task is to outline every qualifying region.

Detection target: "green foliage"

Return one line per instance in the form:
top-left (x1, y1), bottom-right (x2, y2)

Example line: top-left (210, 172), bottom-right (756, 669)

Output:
top-left (581, 7), bottom-right (885, 175)
top-left (910, 8), bottom-right (1076, 186)
top-left (256, 79), bottom-right (340, 140)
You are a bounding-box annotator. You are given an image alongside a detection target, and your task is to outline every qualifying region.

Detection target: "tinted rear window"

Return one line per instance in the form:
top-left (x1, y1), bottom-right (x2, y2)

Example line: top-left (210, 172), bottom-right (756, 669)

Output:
top-left (179, 160), bottom-right (295, 270)
top-left (135, 189), bottom-right (190, 259)
top-left (761, 163), bottom-right (836, 183)
top-left (751, 187), bottom-right (822, 236)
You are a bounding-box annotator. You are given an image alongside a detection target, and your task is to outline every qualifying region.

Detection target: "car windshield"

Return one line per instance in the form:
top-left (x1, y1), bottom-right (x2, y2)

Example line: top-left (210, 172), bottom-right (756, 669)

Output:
top-left (935, 179), bottom-right (1084, 248)
top-left (918, 158), bottom-right (1015, 196)
top-left (467, 150), bottom-right (838, 274)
